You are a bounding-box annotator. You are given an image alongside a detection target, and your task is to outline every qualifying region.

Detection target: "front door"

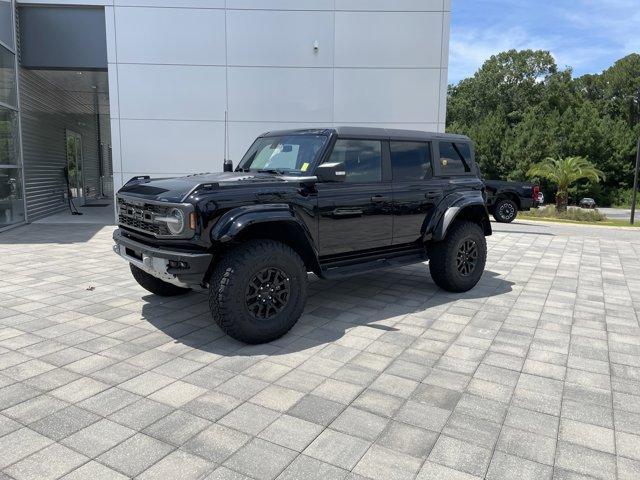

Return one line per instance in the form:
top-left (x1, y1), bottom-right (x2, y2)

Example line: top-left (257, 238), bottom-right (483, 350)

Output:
top-left (316, 138), bottom-right (393, 256)
top-left (66, 130), bottom-right (84, 206)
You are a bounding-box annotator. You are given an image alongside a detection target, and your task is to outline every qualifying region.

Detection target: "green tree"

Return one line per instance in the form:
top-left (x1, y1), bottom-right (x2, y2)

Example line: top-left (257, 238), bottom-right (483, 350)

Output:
top-left (527, 157), bottom-right (605, 212)
top-left (447, 51), bottom-right (639, 206)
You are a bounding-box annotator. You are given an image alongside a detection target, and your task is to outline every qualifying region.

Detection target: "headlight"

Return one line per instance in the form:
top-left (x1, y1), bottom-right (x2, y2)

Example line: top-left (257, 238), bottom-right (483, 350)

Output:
top-left (161, 208), bottom-right (185, 235)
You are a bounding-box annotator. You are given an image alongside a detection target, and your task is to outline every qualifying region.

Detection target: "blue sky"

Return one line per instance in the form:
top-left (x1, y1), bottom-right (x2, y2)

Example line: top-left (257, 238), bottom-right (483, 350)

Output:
top-left (449, 0), bottom-right (640, 83)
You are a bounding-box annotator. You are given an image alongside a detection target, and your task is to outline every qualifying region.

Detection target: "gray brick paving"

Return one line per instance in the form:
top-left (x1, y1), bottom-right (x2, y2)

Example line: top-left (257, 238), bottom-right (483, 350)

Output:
top-left (0, 221), bottom-right (639, 479)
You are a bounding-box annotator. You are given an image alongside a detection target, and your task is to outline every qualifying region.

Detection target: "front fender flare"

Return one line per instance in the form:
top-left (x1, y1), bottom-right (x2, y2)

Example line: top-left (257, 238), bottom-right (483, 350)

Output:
top-left (210, 204), bottom-right (311, 243)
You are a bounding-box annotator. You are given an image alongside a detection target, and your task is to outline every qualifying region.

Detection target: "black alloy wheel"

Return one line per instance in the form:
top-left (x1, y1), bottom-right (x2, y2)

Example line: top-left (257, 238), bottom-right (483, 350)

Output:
top-left (499, 201), bottom-right (516, 220)
top-left (456, 239), bottom-right (478, 277)
top-left (245, 267), bottom-right (291, 319)
top-left (493, 198), bottom-right (518, 223)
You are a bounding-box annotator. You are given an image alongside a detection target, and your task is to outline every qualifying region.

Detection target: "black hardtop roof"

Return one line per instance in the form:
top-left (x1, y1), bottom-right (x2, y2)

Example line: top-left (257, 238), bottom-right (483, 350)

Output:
top-left (260, 126), bottom-right (471, 143)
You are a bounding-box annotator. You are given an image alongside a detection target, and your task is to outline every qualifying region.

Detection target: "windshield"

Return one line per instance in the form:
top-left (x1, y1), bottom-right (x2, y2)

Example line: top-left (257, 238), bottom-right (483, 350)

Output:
top-left (237, 135), bottom-right (328, 175)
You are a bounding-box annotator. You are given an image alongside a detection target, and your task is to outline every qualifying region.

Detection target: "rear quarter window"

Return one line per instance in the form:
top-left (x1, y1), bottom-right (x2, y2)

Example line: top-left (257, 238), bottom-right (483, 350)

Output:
top-left (439, 142), bottom-right (472, 175)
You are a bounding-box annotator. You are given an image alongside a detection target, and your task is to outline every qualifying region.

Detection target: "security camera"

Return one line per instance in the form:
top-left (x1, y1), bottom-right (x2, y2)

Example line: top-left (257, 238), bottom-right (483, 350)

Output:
top-left (313, 41), bottom-right (319, 52)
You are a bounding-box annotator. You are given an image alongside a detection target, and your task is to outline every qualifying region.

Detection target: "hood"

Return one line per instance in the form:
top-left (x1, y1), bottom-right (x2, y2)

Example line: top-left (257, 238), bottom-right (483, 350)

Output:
top-left (117, 172), bottom-right (311, 203)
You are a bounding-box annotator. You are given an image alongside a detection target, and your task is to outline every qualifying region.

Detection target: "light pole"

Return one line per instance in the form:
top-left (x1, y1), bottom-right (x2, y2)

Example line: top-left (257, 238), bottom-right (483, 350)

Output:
top-left (632, 137), bottom-right (639, 225)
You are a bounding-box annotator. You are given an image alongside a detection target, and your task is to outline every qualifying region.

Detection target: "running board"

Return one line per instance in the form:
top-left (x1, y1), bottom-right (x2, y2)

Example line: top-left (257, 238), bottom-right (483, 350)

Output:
top-left (320, 249), bottom-right (427, 280)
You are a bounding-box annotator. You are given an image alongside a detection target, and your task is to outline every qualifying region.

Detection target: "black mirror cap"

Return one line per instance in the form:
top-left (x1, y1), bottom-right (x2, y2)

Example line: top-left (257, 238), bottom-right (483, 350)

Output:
top-left (316, 162), bottom-right (346, 182)
top-left (223, 160), bottom-right (233, 172)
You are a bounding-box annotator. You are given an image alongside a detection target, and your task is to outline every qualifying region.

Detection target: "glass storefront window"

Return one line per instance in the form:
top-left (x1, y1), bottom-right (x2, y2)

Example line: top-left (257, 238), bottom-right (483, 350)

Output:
top-left (0, 45), bottom-right (17, 107)
top-left (0, 106), bottom-right (19, 165)
top-left (0, 1), bottom-right (13, 50)
top-left (0, 167), bottom-right (24, 227)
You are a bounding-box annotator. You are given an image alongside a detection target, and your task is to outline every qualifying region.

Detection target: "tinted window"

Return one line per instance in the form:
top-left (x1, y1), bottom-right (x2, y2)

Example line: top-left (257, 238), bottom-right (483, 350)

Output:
top-left (328, 139), bottom-right (382, 183)
top-left (0, 1), bottom-right (13, 50)
top-left (0, 45), bottom-right (16, 107)
top-left (391, 141), bottom-right (432, 182)
top-left (439, 142), bottom-right (470, 175)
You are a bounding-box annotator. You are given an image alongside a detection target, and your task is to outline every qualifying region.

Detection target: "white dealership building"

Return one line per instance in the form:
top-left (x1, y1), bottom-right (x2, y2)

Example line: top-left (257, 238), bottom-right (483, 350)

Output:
top-left (0, 0), bottom-right (451, 227)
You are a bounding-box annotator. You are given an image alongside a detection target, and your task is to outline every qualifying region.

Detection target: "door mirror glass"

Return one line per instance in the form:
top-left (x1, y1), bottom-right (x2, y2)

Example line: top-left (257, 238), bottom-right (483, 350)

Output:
top-left (316, 162), bottom-right (346, 182)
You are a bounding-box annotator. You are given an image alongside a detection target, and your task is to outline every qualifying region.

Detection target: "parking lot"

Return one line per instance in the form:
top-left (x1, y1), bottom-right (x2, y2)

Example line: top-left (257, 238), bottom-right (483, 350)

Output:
top-left (1, 220), bottom-right (639, 480)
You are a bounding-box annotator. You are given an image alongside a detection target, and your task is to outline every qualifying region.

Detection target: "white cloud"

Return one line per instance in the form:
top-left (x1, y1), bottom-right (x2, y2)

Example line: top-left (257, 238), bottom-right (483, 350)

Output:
top-left (449, 0), bottom-right (640, 83)
top-left (448, 26), bottom-right (552, 83)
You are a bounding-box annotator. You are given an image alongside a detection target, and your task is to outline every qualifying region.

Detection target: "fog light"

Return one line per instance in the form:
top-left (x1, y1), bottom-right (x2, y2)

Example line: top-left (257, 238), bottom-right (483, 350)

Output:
top-left (168, 260), bottom-right (189, 269)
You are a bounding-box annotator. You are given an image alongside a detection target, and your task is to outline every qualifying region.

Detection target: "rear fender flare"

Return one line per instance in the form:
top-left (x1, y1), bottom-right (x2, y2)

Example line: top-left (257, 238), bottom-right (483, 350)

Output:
top-left (430, 193), bottom-right (492, 242)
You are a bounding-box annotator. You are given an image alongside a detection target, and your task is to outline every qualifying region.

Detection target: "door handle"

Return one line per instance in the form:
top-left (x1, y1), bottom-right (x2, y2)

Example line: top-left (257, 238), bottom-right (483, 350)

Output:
top-left (371, 195), bottom-right (390, 203)
top-left (425, 192), bottom-right (440, 199)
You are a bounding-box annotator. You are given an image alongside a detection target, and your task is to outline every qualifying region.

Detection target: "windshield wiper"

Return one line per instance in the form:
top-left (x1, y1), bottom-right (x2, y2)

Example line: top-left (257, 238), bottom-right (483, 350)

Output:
top-left (256, 169), bottom-right (290, 175)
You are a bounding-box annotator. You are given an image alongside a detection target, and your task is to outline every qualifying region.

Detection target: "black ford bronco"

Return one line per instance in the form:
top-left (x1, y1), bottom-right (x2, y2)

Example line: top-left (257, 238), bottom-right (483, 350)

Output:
top-left (113, 127), bottom-right (491, 344)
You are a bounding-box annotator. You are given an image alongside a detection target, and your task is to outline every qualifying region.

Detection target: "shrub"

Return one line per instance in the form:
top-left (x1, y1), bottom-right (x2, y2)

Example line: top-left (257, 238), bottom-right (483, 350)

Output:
top-left (524, 205), bottom-right (608, 222)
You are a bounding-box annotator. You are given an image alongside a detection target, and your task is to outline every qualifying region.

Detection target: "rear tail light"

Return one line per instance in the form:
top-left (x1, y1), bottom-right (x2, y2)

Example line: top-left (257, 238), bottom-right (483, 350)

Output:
top-left (533, 186), bottom-right (540, 199)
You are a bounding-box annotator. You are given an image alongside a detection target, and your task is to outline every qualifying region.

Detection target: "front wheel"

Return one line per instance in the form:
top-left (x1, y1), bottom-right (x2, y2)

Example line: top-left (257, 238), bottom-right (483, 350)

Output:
top-left (209, 240), bottom-right (307, 344)
top-left (493, 198), bottom-right (518, 223)
top-left (428, 221), bottom-right (487, 293)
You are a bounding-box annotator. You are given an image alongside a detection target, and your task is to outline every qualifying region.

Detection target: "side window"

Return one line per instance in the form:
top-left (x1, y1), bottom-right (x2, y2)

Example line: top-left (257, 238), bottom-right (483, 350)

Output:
top-left (439, 142), bottom-right (470, 175)
top-left (390, 141), bottom-right (432, 182)
top-left (328, 139), bottom-right (382, 183)
top-left (455, 142), bottom-right (480, 176)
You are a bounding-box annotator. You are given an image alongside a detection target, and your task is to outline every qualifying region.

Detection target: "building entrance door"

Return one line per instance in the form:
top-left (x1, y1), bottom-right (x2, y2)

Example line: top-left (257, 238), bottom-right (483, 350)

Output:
top-left (65, 130), bottom-right (85, 206)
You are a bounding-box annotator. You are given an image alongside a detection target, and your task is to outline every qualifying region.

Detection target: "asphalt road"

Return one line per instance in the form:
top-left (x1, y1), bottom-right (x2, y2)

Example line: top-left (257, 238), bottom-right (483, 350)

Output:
top-left (598, 207), bottom-right (633, 221)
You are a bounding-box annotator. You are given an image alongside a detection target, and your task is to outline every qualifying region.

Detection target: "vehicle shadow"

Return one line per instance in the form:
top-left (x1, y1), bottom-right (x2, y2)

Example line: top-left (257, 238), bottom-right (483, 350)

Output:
top-left (138, 267), bottom-right (515, 356)
top-left (0, 223), bottom-right (112, 244)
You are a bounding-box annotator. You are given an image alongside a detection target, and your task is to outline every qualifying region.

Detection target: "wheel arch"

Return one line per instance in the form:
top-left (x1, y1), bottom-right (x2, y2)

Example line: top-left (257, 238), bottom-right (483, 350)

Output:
top-left (210, 205), bottom-right (321, 274)
top-left (431, 195), bottom-right (492, 242)
top-left (496, 191), bottom-right (521, 209)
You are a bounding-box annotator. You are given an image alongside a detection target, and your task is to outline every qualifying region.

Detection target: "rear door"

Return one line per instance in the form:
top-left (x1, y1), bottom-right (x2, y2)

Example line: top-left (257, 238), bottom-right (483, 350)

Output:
top-left (316, 138), bottom-right (393, 255)
top-left (390, 140), bottom-right (442, 244)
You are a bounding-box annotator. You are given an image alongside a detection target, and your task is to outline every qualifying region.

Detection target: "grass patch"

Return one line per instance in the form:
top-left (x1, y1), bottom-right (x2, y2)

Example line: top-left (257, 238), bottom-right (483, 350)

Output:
top-left (520, 206), bottom-right (640, 227)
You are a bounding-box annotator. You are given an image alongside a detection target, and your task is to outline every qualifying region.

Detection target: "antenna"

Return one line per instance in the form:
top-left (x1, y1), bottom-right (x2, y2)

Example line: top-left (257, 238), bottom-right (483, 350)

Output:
top-left (223, 110), bottom-right (233, 172)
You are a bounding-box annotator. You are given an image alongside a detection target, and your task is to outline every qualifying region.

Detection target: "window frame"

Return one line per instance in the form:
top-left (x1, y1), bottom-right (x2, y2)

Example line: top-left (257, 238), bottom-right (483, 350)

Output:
top-left (389, 140), bottom-right (434, 183)
top-left (0, 0), bottom-right (15, 53)
top-left (321, 136), bottom-right (391, 184)
top-left (0, 0), bottom-right (27, 230)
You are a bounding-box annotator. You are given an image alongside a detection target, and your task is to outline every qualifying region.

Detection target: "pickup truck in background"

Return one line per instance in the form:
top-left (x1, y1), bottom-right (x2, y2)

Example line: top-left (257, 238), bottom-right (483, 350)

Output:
top-left (484, 180), bottom-right (540, 223)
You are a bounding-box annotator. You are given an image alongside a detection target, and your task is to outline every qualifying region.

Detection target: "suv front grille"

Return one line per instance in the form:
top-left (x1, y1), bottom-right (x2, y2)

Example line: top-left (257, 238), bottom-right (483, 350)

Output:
top-left (117, 197), bottom-right (170, 237)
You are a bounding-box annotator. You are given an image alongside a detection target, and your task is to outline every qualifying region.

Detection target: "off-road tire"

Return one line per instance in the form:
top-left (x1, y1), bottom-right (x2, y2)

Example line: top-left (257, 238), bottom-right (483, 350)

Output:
top-left (492, 198), bottom-right (518, 223)
top-left (209, 240), bottom-right (307, 344)
top-left (428, 220), bottom-right (486, 293)
top-left (130, 264), bottom-right (191, 296)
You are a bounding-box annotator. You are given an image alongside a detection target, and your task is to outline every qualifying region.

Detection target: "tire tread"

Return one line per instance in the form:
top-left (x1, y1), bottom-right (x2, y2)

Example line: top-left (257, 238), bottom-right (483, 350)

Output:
top-left (429, 221), bottom-right (486, 293)
top-left (208, 240), bottom-right (306, 344)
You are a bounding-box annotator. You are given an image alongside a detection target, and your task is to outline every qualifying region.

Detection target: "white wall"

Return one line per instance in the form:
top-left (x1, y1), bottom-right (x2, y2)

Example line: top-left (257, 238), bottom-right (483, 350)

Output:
top-left (20, 0), bottom-right (450, 187)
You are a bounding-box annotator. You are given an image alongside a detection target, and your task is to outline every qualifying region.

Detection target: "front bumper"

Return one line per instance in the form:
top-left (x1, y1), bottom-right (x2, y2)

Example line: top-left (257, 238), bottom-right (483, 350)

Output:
top-left (113, 229), bottom-right (213, 288)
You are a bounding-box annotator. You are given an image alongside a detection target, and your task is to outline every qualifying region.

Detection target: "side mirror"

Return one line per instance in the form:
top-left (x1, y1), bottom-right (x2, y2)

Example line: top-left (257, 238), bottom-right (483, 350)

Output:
top-left (223, 159), bottom-right (233, 172)
top-left (316, 162), bottom-right (346, 182)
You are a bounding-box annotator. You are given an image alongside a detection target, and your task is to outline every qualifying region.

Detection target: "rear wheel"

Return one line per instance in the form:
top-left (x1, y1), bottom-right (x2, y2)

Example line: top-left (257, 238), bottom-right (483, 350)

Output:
top-left (209, 240), bottom-right (307, 344)
top-left (130, 264), bottom-right (191, 297)
top-left (428, 221), bottom-right (486, 292)
top-left (493, 198), bottom-right (518, 223)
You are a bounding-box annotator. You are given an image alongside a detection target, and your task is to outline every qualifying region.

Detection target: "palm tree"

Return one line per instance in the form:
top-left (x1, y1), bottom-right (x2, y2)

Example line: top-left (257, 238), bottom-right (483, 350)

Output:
top-left (527, 156), bottom-right (605, 213)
